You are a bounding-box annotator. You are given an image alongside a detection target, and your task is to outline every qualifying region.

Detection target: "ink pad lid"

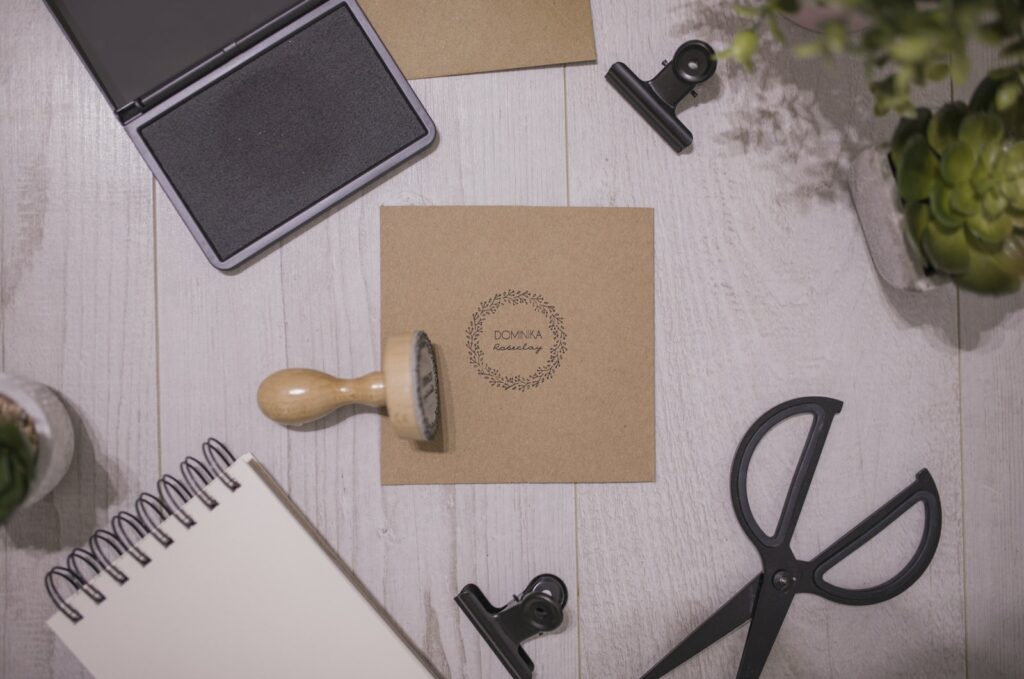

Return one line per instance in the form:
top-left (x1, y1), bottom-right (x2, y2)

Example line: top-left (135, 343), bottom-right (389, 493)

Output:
top-left (45, 0), bottom-right (317, 121)
top-left (43, 0), bottom-right (436, 269)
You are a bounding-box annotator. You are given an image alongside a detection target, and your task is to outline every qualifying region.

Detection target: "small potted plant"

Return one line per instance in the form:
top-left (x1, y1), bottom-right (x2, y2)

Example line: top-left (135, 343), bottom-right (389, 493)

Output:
top-left (723, 0), bottom-right (1024, 293)
top-left (0, 411), bottom-right (37, 522)
top-left (0, 374), bottom-right (75, 524)
top-left (851, 75), bottom-right (1024, 293)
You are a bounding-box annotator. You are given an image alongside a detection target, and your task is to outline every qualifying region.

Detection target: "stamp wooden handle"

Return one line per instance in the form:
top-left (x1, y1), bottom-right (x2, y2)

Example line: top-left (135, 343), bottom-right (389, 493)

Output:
top-left (256, 332), bottom-right (438, 440)
top-left (257, 368), bottom-right (386, 426)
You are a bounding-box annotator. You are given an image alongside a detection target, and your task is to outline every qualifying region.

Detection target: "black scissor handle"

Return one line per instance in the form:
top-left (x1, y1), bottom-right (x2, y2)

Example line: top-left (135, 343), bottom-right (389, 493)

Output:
top-left (731, 397), bottom-right (844, 552)
top-left (807, 469), bottom-right (941, 605)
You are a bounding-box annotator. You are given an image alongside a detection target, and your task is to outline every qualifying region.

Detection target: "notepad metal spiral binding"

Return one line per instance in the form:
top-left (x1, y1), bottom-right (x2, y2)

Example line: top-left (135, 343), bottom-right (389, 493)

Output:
top-left (44, 439), bottom-right (240, 622)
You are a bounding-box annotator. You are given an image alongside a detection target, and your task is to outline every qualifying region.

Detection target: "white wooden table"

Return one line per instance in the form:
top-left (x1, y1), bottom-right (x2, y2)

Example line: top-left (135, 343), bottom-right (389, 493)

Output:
top-left (2, 1), bottom-right (1022, 677)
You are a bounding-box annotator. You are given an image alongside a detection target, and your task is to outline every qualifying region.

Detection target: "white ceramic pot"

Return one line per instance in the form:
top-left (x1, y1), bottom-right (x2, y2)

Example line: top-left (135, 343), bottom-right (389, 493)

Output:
top-left (0, 374), bottom-right (75, 507)
top-left (848, 145), bottom-right (949, 292)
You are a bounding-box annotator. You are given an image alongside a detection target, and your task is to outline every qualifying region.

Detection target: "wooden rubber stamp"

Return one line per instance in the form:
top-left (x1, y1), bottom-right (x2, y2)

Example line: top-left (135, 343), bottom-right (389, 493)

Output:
top-left (257, 332), bottom-right (439, 441)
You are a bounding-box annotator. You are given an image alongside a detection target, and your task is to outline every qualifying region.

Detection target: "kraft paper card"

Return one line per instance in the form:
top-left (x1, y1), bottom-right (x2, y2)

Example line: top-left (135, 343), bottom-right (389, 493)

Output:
top-left (360, 0), bottom-right (597, 80)
top-left (380, 206), bottom-right (654, 484)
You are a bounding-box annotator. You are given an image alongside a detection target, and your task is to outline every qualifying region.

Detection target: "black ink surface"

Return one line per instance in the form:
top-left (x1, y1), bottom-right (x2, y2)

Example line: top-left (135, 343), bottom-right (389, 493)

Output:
top-left (140, 5), bottom-right (428, 260)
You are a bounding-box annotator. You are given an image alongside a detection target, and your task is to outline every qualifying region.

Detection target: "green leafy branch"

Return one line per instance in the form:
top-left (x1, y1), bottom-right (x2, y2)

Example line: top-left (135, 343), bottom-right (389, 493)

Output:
top-left (723, 0), bottom-right (1024, 117)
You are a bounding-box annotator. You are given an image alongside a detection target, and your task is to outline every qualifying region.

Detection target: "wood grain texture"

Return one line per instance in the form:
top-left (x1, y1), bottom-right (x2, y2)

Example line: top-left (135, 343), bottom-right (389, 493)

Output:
top-left (0, 1), bottom-right (158, 677)
top-left (959, 292), bottom-right (1024, 679)
top-left (9, 1), bottom-right (1024, 678)
top-left (153, 66), bottom-right (578, 679)
top-left (566, 1), bottom-right (965, 677)
top-left (955, 45), bottom-right (1024, 679)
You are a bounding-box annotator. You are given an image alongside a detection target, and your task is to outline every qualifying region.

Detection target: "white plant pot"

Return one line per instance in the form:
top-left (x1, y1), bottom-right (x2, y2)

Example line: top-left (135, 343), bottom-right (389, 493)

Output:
top-left (849, 145), bottom-right (950, 292)
top-left (0, 374), bottom-right (75, 507)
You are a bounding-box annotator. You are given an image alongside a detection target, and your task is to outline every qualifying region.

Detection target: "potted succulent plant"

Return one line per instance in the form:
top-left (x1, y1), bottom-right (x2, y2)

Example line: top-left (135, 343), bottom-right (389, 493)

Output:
top-left (0, 411), bottom-right (38, 522)
top-left (724, 0), bottom-right (1024, 293)
top-left (851, 74), bottom-right (1024, 293)
top-left (0, 374), bottom-right (75, 524)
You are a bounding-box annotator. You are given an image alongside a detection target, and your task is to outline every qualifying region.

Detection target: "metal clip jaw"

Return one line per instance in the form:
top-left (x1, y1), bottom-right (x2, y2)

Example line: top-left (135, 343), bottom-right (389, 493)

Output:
top-left (606, 40), bottom-right (718, 152)
top-left (455, 574), bottom-right (568, 679)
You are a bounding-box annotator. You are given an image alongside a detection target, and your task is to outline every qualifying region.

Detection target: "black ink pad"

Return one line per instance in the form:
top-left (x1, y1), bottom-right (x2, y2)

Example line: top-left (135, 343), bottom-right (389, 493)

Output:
top-left (45, 0), bottom-right (435, 269)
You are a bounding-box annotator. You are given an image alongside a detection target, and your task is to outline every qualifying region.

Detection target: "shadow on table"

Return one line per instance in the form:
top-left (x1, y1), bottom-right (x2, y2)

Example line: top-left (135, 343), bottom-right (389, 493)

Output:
top-left (957, 289), bottom-right (1024, 350)
top-left (290, 403), bottom-right (380, 432)
top-left (672, 2), bottom-right (1024, 347)
top-left (879, 274), bottom-right (1024, 350)
top-left (673, 2), bottom-right (892, 207)
top-left (3, 394), bottom-right (121, 552)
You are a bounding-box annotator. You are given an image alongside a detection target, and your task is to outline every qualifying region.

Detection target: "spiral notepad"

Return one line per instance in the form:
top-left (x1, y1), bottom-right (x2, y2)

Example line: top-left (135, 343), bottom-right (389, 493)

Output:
top-left (45, 441), bottom-right (437, 679)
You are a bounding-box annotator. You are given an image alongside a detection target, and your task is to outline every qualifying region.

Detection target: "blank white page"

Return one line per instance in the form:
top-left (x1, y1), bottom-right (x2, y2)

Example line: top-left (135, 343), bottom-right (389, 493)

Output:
top-left (48, 455), bottom-right (438, 679)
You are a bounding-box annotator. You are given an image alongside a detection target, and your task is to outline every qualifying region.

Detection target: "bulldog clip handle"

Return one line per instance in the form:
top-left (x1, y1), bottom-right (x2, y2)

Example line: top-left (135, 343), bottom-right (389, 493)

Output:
top-left (455, 574), bottom-right (568, 679)
top-left (606, 40), bottom-right (717, 152)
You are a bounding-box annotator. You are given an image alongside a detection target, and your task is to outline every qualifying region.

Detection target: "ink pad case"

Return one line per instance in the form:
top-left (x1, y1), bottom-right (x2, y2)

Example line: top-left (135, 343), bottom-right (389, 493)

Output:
top-left (45, 0), bottom-right (436, 269)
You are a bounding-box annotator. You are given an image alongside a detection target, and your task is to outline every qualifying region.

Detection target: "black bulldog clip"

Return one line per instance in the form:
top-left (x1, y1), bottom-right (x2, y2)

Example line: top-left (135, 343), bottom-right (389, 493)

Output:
top-left (455, 574), bottom-right (568, 679)
top-left (606, 40), bottom-right (718, 152)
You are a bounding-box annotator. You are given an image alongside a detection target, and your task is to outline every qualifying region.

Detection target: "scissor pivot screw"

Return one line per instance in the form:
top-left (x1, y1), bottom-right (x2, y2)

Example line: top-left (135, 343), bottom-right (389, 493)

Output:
top-left (772, 571), bottom-right (795, 592)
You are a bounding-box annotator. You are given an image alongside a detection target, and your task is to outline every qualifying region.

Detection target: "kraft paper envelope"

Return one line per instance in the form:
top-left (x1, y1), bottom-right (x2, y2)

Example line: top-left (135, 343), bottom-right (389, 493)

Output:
top-left (360, 0), bottom-right (597, 80)
top-left (380, 206), bottom-right (654, 484)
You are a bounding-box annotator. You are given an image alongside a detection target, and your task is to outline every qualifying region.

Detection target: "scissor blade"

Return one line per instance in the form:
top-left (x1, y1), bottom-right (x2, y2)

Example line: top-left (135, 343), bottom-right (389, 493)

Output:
top-left (735, 578), bottom-right (794, 679)
top-left (640, 576), bottom-right (760, 679)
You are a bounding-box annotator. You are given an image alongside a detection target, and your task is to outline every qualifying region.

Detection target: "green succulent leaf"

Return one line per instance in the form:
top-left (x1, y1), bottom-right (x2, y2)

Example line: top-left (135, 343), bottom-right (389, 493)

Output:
top-left (1004, 177), bottom-right (1024, 209)
top-left (983, 190), bottom-right (1009, 218)
top-left (0, 422), bottom-right (34, 524)
top-left (967, 212), bottom-right (1014, 246)
top-left (978, 140), bottom-right (1002, 173)
top-left (1009, 209), bottom-right (1024, 230)
top-left (950, 181), bottom-right (981, 216)
top-left (891, 109), bottom-right (932, 166)
top-left (941, 141), bottom-right (978, 184)
top-left (973, 164), bottom-right (998, 195)
top-left (1006, 143), bottom-right (1024, 172)
top-left (904, 202), bottom-right (931, 245)
top-left (897, 135), bottom-right (939, 202)
top-left (927, 103), bottom-right (968, 153)
top-left (955, 250), bottom-right (1022, 294)
top-left (993, 234), bottom-right (1024, 276)
top-left (996, 78), bottom-right (1023, 112)
top-left (930, 185), bottom-right (964, 231)
top-left (0, 461), bottom-right (30, 520)
top-left (923, 222), bottom-right (972, 274)
top-left (959, 112), bottom-right (1005, 147)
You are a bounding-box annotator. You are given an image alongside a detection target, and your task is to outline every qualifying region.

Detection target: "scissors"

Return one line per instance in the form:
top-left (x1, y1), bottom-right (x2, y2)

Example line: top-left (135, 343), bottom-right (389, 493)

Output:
top-left (641, 397), bottom-right (942, 679)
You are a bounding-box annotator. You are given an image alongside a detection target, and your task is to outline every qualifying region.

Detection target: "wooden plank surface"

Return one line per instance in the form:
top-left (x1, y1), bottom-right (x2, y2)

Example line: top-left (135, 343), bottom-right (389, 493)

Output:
top-left (4, 0), bottom-right (1023, 677)
top-left (152, 65), bottom-right (578, 679)
top-left (960, 292), bottom-right (1024, 678)
top-left (0, 1), bottom-right (159, 677)
top-left (956, 46), bottom-right (1024, 679)
top-left (566, 1), bottom-right (965, 677)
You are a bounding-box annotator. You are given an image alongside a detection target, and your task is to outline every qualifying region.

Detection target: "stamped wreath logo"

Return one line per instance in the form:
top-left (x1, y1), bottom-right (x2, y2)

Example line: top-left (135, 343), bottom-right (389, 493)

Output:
top-left (465, 289), bottom-right (567, 391)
